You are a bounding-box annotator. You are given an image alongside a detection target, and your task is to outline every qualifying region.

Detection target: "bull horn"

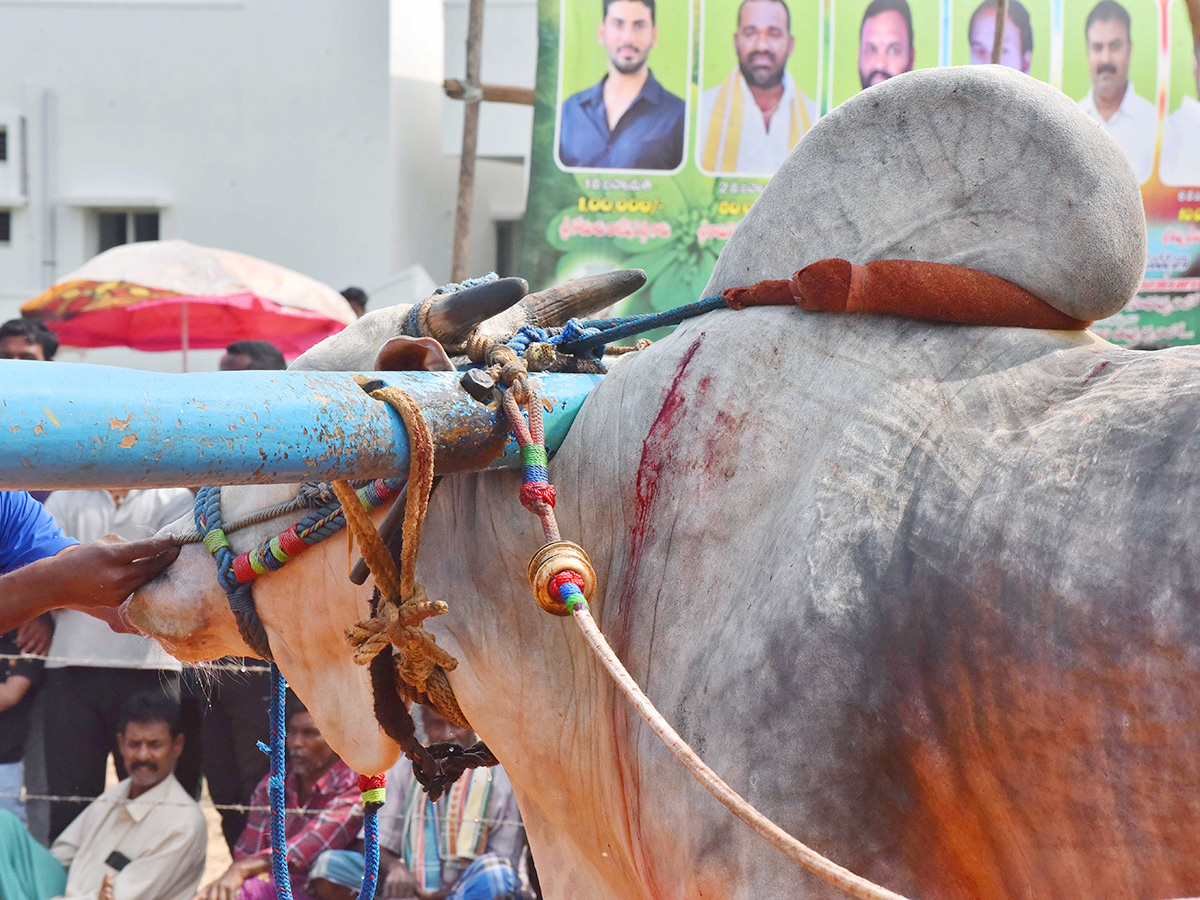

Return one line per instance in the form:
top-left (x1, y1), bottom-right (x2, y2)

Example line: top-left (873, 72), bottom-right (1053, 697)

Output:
top-left (425, 276), bottom-right (529, 343)
top-left (521, 269), bottom-right (647, 328)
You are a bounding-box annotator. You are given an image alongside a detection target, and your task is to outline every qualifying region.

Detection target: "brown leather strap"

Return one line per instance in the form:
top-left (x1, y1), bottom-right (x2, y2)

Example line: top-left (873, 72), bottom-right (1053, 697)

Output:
top-left (724, 259), bottom-right (1093, 330)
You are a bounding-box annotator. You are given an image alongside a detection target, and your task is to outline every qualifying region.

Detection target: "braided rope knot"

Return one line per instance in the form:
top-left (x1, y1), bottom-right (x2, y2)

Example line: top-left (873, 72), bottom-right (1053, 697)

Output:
top-left (358, 772), bottom-right (387, 809)
top-left (344, 586), bottom-right (452, 670)
top-left (549, 570), bottom-right (588, 613)
top-left (525, 342), bottom-right (557, 371)
top-left (520, 481), bottom-right (556, 513)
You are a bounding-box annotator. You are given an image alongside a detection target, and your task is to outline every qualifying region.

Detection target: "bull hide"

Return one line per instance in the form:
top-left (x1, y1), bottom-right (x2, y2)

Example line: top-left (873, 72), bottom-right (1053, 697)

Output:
top-left (131, 67), bottom-right (1200, 899)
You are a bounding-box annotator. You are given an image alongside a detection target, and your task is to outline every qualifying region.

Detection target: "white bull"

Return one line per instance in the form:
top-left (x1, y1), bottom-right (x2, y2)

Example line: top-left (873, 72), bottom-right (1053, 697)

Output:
top-left (131, 67), bottom-right (1200, 898)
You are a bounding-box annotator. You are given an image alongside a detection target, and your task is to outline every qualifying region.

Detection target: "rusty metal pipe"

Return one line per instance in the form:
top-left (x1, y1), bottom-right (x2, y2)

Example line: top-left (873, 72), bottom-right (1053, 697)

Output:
top-left (0, 361), bottom-right (601, 490)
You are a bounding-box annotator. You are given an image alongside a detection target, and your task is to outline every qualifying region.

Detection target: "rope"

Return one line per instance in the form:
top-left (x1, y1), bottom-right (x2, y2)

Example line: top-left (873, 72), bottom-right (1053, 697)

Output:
top-left (193, 478), bottom-right (403, 660)
top-left (496, 373), bottom-right (911, 900)
top-left (570, 609), bottom-right (908, 900)
top-left (556, 293), bottom-right (728, 356)
top-left (260, 666), bottom-right (387, 900)
top-left (357, 773), bottom-right (387, 899)
top-left (264, 663), bottom-right (293, 900)
top-left (341, 383), bottom-right (469, 731)
top-left (170, 492), bottom-right (314, 547)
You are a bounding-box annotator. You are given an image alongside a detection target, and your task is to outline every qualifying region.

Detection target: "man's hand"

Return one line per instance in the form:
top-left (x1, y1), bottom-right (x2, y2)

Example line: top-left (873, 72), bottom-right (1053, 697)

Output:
top-left (193, 858), bottom-right (267, 900)
top-left (193, 867), bottom-right (245, 900)
top-left (14, 614), bottom-right (53, 656)
top-left (99, 872), bottom-right (115, 900)
top-left (0, 533), bottom-right (180, 635)
top-left (382, 862), bottom-right (421, 899)
top-left (59, 535), bottom-right (181, 610)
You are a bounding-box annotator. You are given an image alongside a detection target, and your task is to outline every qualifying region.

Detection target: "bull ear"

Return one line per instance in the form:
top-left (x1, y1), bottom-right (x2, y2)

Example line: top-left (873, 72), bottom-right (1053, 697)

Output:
top-left (373, 336), bottom-right (456, 372)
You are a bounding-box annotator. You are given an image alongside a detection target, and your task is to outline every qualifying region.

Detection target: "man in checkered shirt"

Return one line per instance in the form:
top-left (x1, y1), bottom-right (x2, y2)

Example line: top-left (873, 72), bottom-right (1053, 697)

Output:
top-left (193, 696), bottom-right (362, 900)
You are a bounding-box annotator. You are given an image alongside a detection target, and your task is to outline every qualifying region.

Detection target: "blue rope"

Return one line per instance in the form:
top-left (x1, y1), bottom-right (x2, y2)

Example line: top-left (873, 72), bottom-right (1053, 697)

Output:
top-left (196, 486), bottom-right (386, 900)
top-left (557, 293), bottom-right (729, 357)
top-left (360, 808), bottom-right (381, 898)
top-left (265, 663), bottom-right (295, 900)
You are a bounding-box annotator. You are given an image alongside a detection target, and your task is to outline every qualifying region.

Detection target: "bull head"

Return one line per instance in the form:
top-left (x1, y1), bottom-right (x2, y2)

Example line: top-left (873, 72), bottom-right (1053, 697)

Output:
top-left (127, 269), bottom-right (639, 773)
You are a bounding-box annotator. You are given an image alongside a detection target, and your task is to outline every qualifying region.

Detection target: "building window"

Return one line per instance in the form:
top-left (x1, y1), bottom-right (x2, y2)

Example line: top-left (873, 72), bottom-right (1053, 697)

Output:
top-left (96, 210), bottom-right (159, 254)
top-left (0, 128), bottom-right (7, 162)
top-left (0, 211), bottom-right (10, 243)
top-left (495, 220), bottom-right (524, 277)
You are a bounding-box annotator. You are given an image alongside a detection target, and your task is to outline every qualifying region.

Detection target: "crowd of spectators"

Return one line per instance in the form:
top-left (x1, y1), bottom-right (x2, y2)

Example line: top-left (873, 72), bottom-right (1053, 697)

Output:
top-left (0, 309), bottom-right (534, 900)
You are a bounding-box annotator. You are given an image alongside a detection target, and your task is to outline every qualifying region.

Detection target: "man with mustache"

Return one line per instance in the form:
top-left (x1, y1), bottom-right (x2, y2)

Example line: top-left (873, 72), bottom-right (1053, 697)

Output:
top-left (1076, 0), bottom-right (1155, 182)
top-left (0, 691), bottom-right (206, 900)
top-left (858, 0), bottom-right (916, 90)
top-left (1160, 41), bottom-right (1200, 186)
top-left (700, 0), bottom-right (818, 174)
top-left (196, 697), bottom-right (363, 900)
top-left (558, 0), bottom-right (686, 170)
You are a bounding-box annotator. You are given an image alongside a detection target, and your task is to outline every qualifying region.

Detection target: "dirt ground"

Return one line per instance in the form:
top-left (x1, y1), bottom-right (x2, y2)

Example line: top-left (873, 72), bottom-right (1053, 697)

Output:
top-left (200, 780), bottom-right (234, 885)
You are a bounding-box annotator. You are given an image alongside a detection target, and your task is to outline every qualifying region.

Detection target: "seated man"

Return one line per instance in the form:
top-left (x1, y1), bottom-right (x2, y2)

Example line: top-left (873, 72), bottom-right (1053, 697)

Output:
top-left (0, 691), bottom-right (206, 900)
top-left (196, 697), bottom-right (363, 900)
top-left (372, 707), bottom-right (527, 900)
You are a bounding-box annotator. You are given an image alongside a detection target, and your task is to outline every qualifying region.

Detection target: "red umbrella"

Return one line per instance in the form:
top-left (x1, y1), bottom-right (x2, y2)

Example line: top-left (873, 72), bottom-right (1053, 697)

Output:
top-left (22, 240), bottom-right (356, 365)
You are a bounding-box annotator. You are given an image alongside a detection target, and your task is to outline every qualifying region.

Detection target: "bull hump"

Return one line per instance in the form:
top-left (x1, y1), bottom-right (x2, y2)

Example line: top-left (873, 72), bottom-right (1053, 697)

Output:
top-left (707, 66), bottom-right (1146, 323)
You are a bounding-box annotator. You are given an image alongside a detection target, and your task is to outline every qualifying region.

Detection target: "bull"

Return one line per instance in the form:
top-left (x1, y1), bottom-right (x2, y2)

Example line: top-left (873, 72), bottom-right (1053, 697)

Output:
top-left (130, 67), bottom-right (1200, 898)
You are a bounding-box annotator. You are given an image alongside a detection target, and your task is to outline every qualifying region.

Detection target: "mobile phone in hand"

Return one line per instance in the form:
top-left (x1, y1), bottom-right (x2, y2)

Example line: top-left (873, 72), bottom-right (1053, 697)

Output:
top-left (104, 851), bottom-right (131, 872)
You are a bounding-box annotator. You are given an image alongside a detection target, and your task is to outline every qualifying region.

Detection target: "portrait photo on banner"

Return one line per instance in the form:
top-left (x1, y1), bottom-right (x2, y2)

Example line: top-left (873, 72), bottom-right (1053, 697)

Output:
top-left (1160, 0), bottom-right (1200, 187)
top-left (829, 0), bottom-right (940, 108)
top-left (554, 0), bottom-right (694, 174)
top-left (695, 0), bottom-right (822, 178)
top-left (1062, 0), bottom-right (1159, 184)
top-left (949, 0), bottom-right (1051, 82)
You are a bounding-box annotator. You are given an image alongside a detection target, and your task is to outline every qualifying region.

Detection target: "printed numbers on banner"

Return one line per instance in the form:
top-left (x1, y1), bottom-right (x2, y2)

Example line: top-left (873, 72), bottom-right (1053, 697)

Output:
top-left (1179, 208), bottom-right (1200, 223)
top-left (577, 196), bottom-right (663, 215)
top-left (718, 199), bottom-right (755, 217)
top-left (717, 181), bottom-right (765, 196)
top-left (1178, 190), bottom-right (1200, 204)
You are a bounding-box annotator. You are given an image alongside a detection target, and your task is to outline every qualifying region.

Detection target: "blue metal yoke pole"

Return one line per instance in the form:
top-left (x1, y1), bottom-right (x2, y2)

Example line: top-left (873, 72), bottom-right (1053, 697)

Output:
top-left (0, 362), bottom-right (601, 490)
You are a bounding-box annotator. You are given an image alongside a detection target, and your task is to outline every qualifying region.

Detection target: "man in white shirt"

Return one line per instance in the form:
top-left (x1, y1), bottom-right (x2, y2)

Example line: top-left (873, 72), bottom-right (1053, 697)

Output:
top-left (37, 488), bottom-right (196, 841)
top-left (699, 0), bottom-right (818, 175)
top-left (0, 691), bottom-right (206, 900)
top-left (1160, 42), bottom-right (1200, 186)
top-left (1076, 0), bottom-right (1156, 182)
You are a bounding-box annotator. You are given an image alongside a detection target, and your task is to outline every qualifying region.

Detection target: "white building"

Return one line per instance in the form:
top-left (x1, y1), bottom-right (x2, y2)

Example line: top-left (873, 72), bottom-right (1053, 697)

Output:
top-left (0, 0), bottom-right (534, 370)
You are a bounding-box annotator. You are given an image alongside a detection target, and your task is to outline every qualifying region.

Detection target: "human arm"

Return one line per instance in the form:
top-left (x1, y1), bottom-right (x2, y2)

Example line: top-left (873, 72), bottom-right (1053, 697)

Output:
top-left (0, 535), bottom-right (179, 634)
top-left (0, 672), bottom-right (33, 714)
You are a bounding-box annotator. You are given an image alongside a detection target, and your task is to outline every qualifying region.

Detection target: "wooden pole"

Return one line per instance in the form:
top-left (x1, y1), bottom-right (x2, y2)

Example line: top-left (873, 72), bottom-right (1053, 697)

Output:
top-left (1186, 0), bottom-right (1200, 53)
top-left (444, 79), bottom-right (533, 106)
top-left (991, 0), bottom-right (1010, 64)
top-left (451, 0), bottom-right (486, 283)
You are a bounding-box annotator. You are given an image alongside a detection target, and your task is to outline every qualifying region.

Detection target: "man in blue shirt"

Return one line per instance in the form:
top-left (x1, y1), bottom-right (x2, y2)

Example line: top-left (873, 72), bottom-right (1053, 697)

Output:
top-left (0, 490), bottom-right (178, 634)
top-left (558, 0), bottom-right (686, 170)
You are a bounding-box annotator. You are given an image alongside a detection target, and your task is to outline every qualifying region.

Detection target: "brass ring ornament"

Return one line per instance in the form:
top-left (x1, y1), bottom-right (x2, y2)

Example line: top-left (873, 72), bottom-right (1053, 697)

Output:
top-left (526, 540), bottom-right (596, 616)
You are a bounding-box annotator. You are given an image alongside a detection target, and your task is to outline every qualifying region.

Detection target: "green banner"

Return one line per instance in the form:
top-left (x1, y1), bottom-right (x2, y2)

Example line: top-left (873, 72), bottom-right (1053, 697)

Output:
top-left (520, 0), bottom-right (1200, 346)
